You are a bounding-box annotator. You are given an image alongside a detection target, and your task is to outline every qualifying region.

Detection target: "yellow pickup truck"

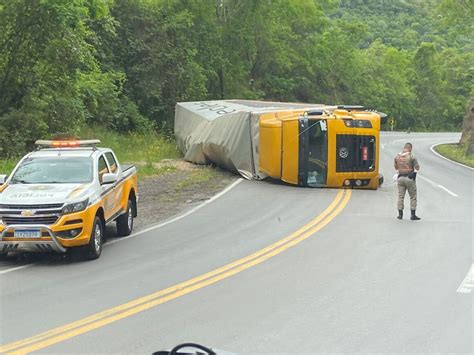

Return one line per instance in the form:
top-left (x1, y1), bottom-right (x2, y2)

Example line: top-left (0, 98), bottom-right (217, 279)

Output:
top-left (0, 140), bottom-right (138, 260)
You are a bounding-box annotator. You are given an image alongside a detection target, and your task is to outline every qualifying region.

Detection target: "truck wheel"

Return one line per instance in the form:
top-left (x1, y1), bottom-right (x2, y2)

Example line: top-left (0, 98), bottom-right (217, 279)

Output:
top-left (84, 216), bottom-right (104, 260)
top-left (378, 174), bottom-right (384, 186)
top-left (116, 199), bottom-right (134, 237)
top-left (0, 252), bottom-right (8, 261)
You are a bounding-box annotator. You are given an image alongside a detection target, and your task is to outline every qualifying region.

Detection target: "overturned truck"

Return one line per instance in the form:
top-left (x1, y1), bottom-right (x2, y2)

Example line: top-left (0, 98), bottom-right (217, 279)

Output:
top-left (175, 100), bottom-right (386, 189)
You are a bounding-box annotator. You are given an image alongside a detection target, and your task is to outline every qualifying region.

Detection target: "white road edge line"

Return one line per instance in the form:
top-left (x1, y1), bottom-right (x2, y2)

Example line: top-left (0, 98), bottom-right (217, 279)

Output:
top-left (430, 143), bottom-right (474, 171)
top-left (436, 184), bottom-right (459, 197)
top-left (457, 264), bottom-right (474, 294)
top-left (417, 174), bottom-right (459, 197)
top-left (0, 263), bottom-right (35, 275)
top-left (107, 178), bottom-right (243, 245)
top-left (0, 178), bottom-right (243, 275)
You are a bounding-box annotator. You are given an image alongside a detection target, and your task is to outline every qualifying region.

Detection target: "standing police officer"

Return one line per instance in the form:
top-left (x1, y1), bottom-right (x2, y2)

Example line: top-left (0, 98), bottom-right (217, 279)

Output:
top-left (394, 143), bottom-right (421, 220)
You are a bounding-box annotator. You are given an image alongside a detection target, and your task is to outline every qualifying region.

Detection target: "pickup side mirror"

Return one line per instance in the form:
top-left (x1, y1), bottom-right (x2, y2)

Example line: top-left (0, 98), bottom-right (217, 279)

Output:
top-left (102, 173), bottom-right (117, 185)
top-left (0, 175), bottom-right (8, 185)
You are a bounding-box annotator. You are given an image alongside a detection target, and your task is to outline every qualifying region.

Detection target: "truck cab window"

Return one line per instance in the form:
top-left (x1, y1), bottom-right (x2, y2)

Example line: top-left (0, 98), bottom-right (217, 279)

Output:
top-left (306, 120), bottom-right (328, 187)
top-left (105, 152), bottom-right (118, 173)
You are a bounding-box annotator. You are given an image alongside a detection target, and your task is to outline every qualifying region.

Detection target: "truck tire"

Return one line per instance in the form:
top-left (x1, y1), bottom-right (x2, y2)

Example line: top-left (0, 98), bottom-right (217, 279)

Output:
top-left (84, 216), bottom-right (104, 260)
top-left (116, 199), bottom-right (134, 237)
top-left (378, 174), bottom-right (384, 186)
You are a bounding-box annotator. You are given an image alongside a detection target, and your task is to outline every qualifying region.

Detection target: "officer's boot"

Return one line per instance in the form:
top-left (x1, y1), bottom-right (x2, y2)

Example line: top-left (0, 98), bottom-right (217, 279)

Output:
top-left (397, 210), bottom-right (403, 220)
top-left (410, 210), bottom-right (421, 220)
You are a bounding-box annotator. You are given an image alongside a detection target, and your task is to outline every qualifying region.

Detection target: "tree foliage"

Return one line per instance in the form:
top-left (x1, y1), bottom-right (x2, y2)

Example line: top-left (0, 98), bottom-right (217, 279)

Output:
top-left (0, 0), bottom-right (472, 156)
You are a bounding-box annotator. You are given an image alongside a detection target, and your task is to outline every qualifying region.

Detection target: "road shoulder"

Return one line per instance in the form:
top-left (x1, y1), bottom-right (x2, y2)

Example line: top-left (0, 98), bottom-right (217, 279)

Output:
top-left (133, 160), bottom-right (239, 232)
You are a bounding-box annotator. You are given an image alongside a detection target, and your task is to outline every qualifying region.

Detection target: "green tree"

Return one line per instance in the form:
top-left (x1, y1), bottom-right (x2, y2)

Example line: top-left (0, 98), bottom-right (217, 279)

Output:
top-left (0, 0), bottom-right (145, 156)
top-left (106, 0), bottom-right (208, 131)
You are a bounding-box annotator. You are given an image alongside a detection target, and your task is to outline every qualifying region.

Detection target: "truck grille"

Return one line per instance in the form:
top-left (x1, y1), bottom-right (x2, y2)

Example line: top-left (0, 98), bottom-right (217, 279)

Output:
top-left (0, 204), bottom-right (62, 226)
top-left (2, 216), bottom-right (59, 226)
top-left (336, 134), bottom-right (376, 173)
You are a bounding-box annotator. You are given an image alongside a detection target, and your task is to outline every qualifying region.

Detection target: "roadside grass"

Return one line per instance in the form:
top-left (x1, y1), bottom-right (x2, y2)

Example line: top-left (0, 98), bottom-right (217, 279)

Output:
top-left (0, 126), bottom-right (184, 178)
top-left (79, 126), bottom-right (182, 176)
top-left (139, 163), bottom-right (178, 177)
top-left (0, 159), bottom-right (17, 175)
top-left (175, 166), bottom-right (216, 191)
top-left (434, 143), bottom-right (474, 168)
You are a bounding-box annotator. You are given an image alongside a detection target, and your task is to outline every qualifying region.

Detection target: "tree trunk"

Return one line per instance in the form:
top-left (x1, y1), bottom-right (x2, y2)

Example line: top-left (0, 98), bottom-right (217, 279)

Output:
top-left (460, 98), bottom-right (474, 155)
top-left (218, 67), bottom-right (224, 99)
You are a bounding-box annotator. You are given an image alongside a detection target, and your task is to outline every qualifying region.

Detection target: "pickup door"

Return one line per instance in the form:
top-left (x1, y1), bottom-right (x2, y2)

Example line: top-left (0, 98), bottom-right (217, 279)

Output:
top-left (104, 152), bottom-right (124, 219)
top-left (98, 153), bottom-right (122, 221)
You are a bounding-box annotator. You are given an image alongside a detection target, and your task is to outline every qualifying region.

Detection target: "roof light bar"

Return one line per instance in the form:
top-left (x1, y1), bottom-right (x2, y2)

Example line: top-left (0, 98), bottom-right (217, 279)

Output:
top-left (35, 139), bottom-right (101, 148)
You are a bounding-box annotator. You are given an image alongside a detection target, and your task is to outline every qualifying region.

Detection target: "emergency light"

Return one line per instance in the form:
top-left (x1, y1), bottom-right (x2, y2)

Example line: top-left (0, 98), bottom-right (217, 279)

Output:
top-left (35, 139), bottom-right (101, 149)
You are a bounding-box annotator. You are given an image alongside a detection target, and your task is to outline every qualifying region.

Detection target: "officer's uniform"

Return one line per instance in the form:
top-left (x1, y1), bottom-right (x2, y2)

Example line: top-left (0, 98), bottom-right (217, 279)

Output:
top-left (394, 151), bottom-right (420, 212)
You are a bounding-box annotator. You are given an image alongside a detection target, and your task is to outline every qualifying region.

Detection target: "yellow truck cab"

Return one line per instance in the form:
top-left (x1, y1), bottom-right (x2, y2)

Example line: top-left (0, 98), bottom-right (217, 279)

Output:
top-left (0, 140), bottom-right (138, 260)
top-left (259, 105), bottom-right (385, 189)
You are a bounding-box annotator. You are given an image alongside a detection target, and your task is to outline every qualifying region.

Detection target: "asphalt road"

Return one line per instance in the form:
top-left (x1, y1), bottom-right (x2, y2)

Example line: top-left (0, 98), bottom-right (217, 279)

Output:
top-left (0, 132), bottom-right (472, 354)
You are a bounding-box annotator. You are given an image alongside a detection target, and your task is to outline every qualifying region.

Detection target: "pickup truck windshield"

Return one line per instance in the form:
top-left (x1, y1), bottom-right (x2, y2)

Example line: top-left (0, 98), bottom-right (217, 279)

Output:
top-left (11, 157), bottom-right (93, 184)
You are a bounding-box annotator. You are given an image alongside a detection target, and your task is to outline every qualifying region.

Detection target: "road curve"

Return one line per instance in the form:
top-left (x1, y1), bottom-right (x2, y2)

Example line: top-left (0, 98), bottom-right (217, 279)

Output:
top-left (0, 132), bottom-right (472, 354)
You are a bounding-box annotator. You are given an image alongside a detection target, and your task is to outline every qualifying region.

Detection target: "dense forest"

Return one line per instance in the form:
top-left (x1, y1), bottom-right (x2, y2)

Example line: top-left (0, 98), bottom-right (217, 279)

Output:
top-left (0, 0), bottom-right (472, 156)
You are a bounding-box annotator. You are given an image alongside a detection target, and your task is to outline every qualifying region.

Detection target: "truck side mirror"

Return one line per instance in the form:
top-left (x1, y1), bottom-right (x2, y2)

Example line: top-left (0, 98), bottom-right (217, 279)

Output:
top-left (101, 173), bottom-right (117, 185)
top-left (0, 175), bottom-right (7, 185)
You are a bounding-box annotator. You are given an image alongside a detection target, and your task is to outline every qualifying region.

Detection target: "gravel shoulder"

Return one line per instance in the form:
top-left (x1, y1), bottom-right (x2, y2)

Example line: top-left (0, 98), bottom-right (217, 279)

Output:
top-left (132, 160), bottom-right (238, 232)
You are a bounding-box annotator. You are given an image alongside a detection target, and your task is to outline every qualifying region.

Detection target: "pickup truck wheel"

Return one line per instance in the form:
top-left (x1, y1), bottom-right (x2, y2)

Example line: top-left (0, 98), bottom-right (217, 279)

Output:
top-left (116, 199), bottom-right (134, 237)
top-left (84, 216), bottom-right (103, 260)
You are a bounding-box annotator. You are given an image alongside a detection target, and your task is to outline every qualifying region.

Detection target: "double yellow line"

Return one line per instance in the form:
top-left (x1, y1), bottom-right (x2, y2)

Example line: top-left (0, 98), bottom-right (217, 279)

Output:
top-left (1, 189), bottom-right (351, 354)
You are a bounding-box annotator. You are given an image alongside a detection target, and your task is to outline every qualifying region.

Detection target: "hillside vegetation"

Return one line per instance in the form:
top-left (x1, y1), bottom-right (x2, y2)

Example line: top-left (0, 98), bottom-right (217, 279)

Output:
top-left (0, 0), bottom-right (472, 158)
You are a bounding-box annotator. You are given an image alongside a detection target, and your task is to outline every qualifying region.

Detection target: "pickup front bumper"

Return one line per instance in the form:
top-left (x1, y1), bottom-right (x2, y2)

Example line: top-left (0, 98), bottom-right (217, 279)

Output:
top-left (0, 224), bottom-right (66, 253)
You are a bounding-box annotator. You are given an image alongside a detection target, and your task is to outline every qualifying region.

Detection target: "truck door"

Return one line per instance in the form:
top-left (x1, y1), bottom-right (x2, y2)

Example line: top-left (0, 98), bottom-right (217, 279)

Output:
top-left (98, 155), bottom-right (114, 221)
top-left (104, 152), bottom-right (124, 216)
top-left (299, 118), bottom-right (328, 187)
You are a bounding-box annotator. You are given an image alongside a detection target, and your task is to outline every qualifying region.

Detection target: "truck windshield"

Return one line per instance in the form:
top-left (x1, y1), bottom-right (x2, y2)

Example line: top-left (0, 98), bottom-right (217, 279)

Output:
top-left (10, 157), bottom-right (93, 184)
top-left (305, 120), bottom-right (328, 187)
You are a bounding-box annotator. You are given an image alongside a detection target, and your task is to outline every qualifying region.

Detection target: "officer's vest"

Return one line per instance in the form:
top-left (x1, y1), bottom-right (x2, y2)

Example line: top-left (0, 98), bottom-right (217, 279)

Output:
top-left (396, 152), bottom-right (415, 174)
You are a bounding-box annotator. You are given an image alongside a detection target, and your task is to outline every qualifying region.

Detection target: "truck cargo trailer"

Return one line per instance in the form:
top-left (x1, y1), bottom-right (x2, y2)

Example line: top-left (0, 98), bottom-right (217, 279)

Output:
top-left (174, 100), bottom-right (386, 189)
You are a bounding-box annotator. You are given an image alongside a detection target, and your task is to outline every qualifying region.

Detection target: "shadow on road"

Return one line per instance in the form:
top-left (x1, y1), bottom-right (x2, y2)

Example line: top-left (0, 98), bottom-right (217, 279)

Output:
top-left (0, 225), bottom-right (124, 266)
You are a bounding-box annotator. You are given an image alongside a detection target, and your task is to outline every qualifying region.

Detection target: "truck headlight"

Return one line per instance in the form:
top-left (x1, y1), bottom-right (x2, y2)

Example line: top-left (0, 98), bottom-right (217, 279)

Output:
top-left (62, 199), bottom-right (89, 215)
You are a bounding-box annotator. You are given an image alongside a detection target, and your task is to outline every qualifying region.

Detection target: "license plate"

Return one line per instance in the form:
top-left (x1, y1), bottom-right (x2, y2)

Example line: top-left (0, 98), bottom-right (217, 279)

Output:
top-left (14, 230), bottom-right (42, 238)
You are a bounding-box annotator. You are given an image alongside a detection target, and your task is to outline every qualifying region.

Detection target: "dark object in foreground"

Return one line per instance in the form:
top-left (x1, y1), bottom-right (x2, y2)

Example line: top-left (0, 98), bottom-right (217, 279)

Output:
top-left (153, 343), bottom-right (216, 355)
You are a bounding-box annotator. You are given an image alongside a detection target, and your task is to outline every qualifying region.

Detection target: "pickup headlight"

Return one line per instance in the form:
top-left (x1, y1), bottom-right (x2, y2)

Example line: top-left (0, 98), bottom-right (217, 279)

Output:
top-left (62, 199), bottom-right (89, 215)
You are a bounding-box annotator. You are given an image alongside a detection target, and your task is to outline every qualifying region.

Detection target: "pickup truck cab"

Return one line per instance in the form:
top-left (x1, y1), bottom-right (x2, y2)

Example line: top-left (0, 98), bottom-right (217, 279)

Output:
top-left (0, 140), bottom-right (138, 260)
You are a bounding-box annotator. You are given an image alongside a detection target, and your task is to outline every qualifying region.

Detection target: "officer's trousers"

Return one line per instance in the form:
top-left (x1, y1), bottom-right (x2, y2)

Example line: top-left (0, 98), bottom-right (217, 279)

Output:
top-left (397, 176), bottom-right (417, 210)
